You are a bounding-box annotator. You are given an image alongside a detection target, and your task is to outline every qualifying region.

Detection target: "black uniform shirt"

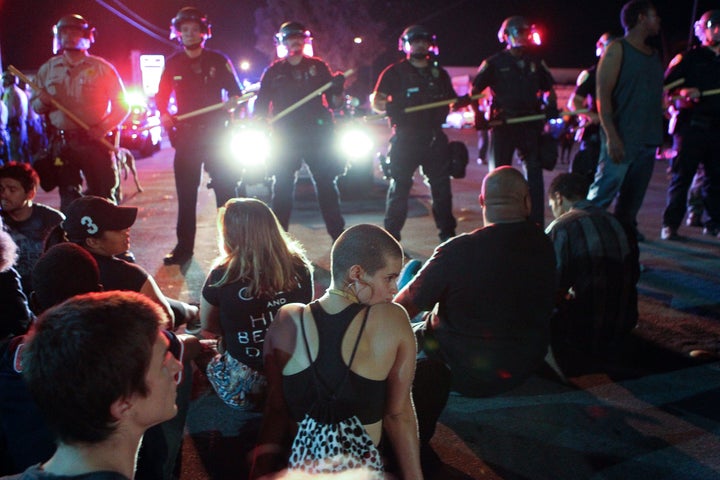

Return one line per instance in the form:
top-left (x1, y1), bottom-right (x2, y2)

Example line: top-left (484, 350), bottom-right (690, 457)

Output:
top-left (254, 56), bottom-right (334, 131)
top-left (472, 49), bottom-right (555, 120)
top-left (374, 58), bottom-right (456, 131)
top-left (156, 48), bottom-right (242, 126)
top-left (665, 46), bottom-right (720, 119)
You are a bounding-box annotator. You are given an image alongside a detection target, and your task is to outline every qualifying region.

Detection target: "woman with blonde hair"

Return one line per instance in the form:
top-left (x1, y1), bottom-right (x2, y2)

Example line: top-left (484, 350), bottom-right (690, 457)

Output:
top-left (201, 198), bottom-right (313, 410)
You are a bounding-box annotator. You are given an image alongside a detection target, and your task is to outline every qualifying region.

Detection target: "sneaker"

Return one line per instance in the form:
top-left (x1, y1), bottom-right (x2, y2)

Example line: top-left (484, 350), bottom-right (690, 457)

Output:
top-left (660, 226), bottom-right (682, 241)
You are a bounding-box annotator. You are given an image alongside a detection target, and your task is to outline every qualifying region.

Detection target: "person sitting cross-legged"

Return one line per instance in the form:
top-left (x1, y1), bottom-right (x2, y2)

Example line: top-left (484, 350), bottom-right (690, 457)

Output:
top-left (545, 172), bottom-right (639, 375)
top-left (395, 166), bottom-right (557, 452)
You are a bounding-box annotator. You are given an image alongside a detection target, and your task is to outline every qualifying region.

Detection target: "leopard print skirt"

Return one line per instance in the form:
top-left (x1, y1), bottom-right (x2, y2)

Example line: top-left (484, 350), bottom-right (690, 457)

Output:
top-left (288, 414), bottom-right (384, 479)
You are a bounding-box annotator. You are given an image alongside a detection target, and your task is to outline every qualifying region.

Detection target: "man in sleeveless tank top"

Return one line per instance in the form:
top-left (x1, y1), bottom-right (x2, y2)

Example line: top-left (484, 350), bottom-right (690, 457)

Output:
top-left (587, 0), bottom-right (664, 241)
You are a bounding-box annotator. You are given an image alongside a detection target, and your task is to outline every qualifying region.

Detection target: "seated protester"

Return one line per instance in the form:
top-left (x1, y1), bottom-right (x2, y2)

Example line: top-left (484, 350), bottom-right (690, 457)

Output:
top-left (201, 198), bottom-right (313, 410)
top-left (0, 245), bottom-right (199, 478)
top-left (0, 218), bottom-right (31, 341)
top-left (0, 162), bottom-right (64, 294)
top-left (545, 173), bottom-right (639, 375)
top-left (251, 225), bottom-right (421, 480)
top-left (62, 195), bottom-right (198, 329)
top-left (0, 243), bottom-right (101, 474)
top-left (395, 166), bottom-right (556, 447)
top-left (0, 291), bottom-right (183, 480)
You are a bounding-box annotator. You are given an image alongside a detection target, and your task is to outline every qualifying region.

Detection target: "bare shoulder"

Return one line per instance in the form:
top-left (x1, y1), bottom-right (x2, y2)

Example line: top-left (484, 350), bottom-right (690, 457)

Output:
top-left (271, 303), bottom-right (305, 329)
top-left (602, 40), bottom-right (623, 63)
top-left (366, 302), bottom-right (413, 336)
top-left (265, 303), bottom-right (305, 354)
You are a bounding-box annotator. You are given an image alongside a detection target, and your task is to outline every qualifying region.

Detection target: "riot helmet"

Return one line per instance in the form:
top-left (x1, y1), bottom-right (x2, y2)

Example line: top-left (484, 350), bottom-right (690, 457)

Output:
top-left (398, 25), bottom-right (438, 56)
top-left (497, 16), bottom-right (537, 48)
top-left (274, 21), bottom-right (313, 58)
top-left (170, 7), bottom-right (212, 46)
top-left (595, 32), bottom-right (617, 57)
top-left (53, 14), bottom-right (95, 54)
top-left (694, 10), bottom-right (720, 46)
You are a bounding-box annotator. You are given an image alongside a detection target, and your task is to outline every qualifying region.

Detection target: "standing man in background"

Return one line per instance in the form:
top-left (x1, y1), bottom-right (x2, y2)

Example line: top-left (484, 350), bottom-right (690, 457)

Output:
top-left (660, 10), bottom-right (720, 240)
top-left (156, 6), bottom-right (243, 266)
top-left (1, 72), bottom-right (28, 164)
top-left (587, 0), bottom-right (663, 240)
top-left (31, 14), bottom-right (129, 213)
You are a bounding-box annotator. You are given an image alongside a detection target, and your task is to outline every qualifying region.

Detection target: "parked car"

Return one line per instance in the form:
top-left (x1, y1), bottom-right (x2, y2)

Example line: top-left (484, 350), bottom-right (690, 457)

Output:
top-left (119, 102), bottom-right (162, 157)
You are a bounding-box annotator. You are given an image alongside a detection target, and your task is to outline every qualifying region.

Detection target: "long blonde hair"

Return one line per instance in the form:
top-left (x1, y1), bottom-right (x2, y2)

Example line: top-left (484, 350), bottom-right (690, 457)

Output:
top-left (211, 198), bottom-right (312, 297)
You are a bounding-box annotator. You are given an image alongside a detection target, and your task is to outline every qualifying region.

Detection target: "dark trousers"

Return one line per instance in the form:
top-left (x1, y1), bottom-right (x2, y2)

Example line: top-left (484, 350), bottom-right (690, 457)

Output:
top-left (663, 128), bottom-right (720, 230)
top-left (54, 137), bottom-right (119, 213)
top-left (269, 133), bottom-right (345, 240)
top-left (172, 132), bottom-right (241, 254)
top-left (488, 123), bottom-right (545, 226)
top-left (385, 130), bottom-right (456, 241)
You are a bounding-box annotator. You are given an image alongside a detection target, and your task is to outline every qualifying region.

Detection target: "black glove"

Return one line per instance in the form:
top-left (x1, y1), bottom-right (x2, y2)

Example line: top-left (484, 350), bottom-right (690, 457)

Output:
top-left (452, 94), bottom-right (472, 111)
top-left (385, 101), bottom-right (404, 120)
top-left (328, 73), bottom-right (345, 96)
top-left (544, 104), bottom-right (561, 120)
top-left (474, 114), bottom-right (490, 130)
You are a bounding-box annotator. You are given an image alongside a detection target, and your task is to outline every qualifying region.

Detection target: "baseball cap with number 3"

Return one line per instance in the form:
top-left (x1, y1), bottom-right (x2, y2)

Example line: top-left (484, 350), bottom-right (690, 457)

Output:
top-left (63, 196), bottom-right (138, 242)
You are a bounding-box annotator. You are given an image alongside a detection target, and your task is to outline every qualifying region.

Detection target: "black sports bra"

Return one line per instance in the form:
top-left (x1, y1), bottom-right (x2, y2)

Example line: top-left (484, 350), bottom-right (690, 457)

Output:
top-left (282, 301), bottom-right (387, 425)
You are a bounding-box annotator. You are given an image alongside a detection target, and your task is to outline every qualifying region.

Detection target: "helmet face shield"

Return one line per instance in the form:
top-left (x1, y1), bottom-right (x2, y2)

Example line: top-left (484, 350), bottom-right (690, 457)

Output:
top-left (275, 22), bottom-right (313, 58)
top-left (170, 7), bottom-right (211, 45)
top-left (53, 14), bottom-right (95, 54)
top-left (497, 16), bottom-right (539, 47)
top-left (595, 33), bottom-right (616, 57)
top-left (398, 25), bottom-right (438, 56)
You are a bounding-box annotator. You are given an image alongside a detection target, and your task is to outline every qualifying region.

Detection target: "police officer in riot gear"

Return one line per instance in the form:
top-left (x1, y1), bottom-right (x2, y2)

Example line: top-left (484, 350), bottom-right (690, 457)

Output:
top-left (156, 6), bottom-right (243, 265)
top-left (472, 16), bottom-right (558, 226)
top-left (661, 10), bottom-right (720, 239)
top-left (253, 21), bottom-right (346, 241)
top-left (567, 32), bottom-right (618, 183)
top-left (30, 14), bottom-right (128, 213)
top-left (371, 25), bottom-right (459, 243)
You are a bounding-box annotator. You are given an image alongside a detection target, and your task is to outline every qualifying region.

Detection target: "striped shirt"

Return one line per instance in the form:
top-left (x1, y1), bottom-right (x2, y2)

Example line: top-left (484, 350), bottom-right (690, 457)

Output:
top-left (545, 200), bottom-right (639, 353)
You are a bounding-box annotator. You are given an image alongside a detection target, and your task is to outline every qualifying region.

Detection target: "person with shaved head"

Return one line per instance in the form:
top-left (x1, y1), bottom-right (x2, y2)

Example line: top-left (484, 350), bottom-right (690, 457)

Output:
top-left (395, 166), bottom-right (556, 450)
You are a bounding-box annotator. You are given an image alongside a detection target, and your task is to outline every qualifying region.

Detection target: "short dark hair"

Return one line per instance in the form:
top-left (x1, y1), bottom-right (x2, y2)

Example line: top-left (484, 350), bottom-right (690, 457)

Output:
top-left (32, 243), bottom-right (101, 313)
top-left (621, 0), bottom-right (655, 30)
top-left (22, 291), bottom-right (164, 444)
top-left (331, 224), bottom-right (403, 280)
top-left (0, 161), bottom-right (40, 193)
top-left (548, 173), bottom-right (590, 202)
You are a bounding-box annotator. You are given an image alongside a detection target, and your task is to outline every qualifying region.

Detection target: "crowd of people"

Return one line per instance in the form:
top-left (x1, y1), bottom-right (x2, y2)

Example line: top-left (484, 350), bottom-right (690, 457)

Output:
top-left (0, 0), bottom-right (718, 478)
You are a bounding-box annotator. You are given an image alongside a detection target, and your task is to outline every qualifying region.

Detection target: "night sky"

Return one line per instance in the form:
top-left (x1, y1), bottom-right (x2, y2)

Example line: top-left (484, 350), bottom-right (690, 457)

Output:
top-left (0, 0), bottom-right (711, 85)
